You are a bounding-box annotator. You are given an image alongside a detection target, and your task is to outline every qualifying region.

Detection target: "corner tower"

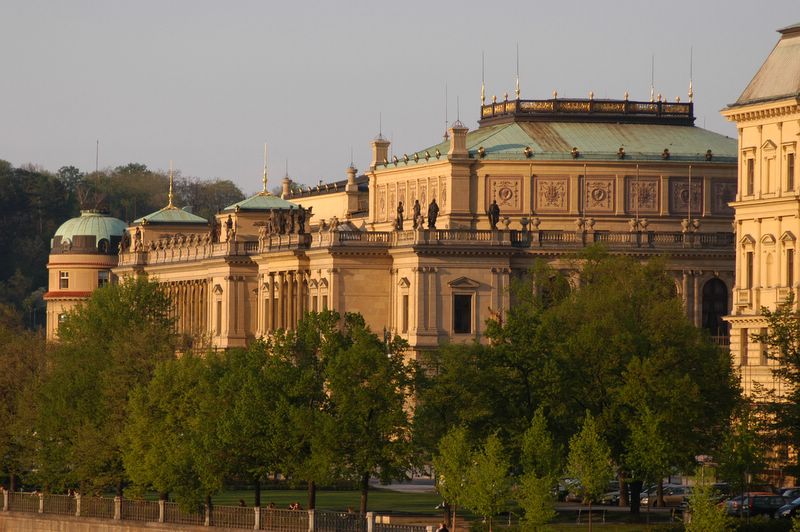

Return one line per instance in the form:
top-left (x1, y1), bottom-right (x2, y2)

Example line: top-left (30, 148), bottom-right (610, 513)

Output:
top-left (44, 210), bottom-right (127, 340)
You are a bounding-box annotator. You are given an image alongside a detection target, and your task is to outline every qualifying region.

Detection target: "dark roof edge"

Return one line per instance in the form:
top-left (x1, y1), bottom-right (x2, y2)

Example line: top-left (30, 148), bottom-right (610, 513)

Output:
top-left (726, 92), bottom-right (800, 110)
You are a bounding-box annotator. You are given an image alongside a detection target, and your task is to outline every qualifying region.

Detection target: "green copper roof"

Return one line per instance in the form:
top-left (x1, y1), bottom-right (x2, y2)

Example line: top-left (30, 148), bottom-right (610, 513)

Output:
top-left (383, 121), bottom-right (736, 168)
top-left (53, 210), bottom-right (127, 245)
top-left (223, 192), bottom-right (298, 212)
top-left (133, 206), bottom-right (208, 225)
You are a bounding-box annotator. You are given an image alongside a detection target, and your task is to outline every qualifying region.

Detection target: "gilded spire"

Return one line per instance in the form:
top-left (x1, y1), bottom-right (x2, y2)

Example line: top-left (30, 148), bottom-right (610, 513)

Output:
top-left (515, 42), bottom-right (520, 99)
top-left (262, 143), bottom-right (269, 194)
top-left (481, 51), bottom-right (486, 105)
top-left (688, 80), bottom-right (694, 102)
top-left (167, 160), bottom-right (174, 208)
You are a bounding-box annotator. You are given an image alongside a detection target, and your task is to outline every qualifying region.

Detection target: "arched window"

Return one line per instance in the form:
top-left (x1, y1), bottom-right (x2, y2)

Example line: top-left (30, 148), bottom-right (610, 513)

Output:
top-left (702, 278), bottom-right (729, 338)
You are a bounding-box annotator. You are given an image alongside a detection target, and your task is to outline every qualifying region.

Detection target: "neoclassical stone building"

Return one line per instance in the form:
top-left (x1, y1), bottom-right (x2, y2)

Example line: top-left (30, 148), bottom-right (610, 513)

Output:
top-left (723, 23), bottom-right (800, 396)
top-left (47, 92), bottom-right (738, 356)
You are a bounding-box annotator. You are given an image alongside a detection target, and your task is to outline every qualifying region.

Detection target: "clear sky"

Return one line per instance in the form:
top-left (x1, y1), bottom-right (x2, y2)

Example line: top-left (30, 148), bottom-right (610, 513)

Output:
top-left (1, 1), bottom-right (797, 195)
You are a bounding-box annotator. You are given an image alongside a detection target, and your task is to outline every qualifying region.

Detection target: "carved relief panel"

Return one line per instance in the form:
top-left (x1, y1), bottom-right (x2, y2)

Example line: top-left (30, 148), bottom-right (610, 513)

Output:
top-left (584, 177), bottom-right (614, 213)
top-left (440, 179), bottom-right (447, 208)
top-left (712, 180), bottom-right (736, 215)
top-left (669, 178), bottom-right (703, 214)
top-left (377, 185), bottom-right (387, 221)
top-left (487, 176), bottom-right (522, 213)
top-left (535, 177), bottom-right (569, 212)
top-left (626, 177), bottom-right (660, 214)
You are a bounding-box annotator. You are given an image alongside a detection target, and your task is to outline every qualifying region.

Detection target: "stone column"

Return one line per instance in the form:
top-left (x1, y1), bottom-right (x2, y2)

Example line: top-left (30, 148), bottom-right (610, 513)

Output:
top-left (278, 273), bottom-right (285, 330)
top-left (254, 507), bottom-right (260, 530)
top-left (75, 493), bottom-right (80, 517)
top-left (287, 271), bottom-right (295, 329)
top-left (38, 492), bottom-right (43, 513)
top-left (158, 499), bottom-right (165, 523)
top-left (693, 272), bottom-right (702, 327)
top-left (427, 267), bottom-right (438, 331)
top-left (308, 509), bottom-right (315, 532)
top-left (267, 274), bottom-right (275, 332)
top-left (113, 496), bottom-right (121, 520)
top-left (2, 488), bottom-right (8, 511)
top-left (680, 270), bottom-right (689, 311)
top-left (366, 512), bottom-right (374, 532)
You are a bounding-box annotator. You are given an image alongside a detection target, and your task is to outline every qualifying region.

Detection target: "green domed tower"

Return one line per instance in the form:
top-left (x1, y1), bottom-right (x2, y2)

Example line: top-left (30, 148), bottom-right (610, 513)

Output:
top-left (45, 210), bottom-right (127, 340)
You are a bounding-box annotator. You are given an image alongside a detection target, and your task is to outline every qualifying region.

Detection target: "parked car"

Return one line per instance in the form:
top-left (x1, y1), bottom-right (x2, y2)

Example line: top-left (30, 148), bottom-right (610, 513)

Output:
top-left (781, 488), bottom-right (800, 500)
top-left (725, 493), bottom-right (788, 518)
top-left (776, 496), bottom-right (800, 518)
top-left (641, 484), bottom-right (688, 507)
top-left (599, 491), bottom-right (620, 506)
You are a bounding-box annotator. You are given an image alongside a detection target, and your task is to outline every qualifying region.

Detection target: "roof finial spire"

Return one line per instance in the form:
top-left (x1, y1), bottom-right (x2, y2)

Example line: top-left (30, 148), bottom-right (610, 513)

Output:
top-left (262, 143), bottom-right (269, 194)
top-left (167, 160), bottom-right (174, 208)
top-left (650, 53), bottom-right (655, 102)
top-left (481, 51), bottom-right (486, 105)
top-left (515, 42), bottom-right (520, 99)
top-left (443, 82), bottom-right (449, 141)
top-left (688, 46), bottom-right (694, 102)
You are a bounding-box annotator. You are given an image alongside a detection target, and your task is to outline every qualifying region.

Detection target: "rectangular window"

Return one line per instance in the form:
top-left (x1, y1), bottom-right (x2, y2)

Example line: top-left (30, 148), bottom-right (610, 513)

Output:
top-left (453, 294), bottom-right (472, 334)
top-left (312, 295), bottom-right (318, 313)
top-left (746, 251), bottom-right (754, 289)
top-left (322, 295), bottom-right (328, 311)
top-left (98, 270), bottom-right (110, 288)
top-left (788, 153), bottom-right (795, 192)
top-left (760, 328), bottom-right (769, 365)
top-left (789, 249), bottom-right (795, 287)
top-left (402, 294), bottom-right (409, 334)
top-left (747, 158), bottom-right (755, 195)
top-left (215, 300), bottom-right (222, 335)
top-left (740, 328), bottom-right (749, 366)
top-left (59, 271), bottom-right (69, 289)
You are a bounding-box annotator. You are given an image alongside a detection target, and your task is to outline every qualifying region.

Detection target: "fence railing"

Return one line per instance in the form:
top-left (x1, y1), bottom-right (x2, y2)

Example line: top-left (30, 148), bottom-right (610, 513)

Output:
top-left (314, 510), bottom-right (365, 532)
top-left (261, 507), bottom-right (310, 531)
top-left (163, 501), bottom-right (206, 526)
top-left (81, 496), bottom-right (115, 519)
top-left (42, 493), bottom-right (76, 516)
top-left (121, 498), bottom-right (160, 522)
top-left (2, 491), bottom-right (430, 532)
top-left (212, 504), bottom-right (256, 529)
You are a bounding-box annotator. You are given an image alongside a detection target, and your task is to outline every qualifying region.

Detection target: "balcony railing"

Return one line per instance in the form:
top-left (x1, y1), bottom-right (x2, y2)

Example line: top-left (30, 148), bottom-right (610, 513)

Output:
top-left (116, 229), bottom-right (734, 267)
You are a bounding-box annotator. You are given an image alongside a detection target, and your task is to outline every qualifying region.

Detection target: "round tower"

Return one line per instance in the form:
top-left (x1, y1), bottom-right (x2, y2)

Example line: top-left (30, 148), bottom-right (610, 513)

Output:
top-left (44, 210), bottom-right (127, 340)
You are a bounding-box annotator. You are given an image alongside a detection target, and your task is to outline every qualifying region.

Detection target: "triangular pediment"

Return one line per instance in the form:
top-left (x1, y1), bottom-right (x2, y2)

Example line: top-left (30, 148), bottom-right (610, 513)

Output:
top-left (781, 231), bottom-right (796, 242)
top-left (213, 284), bottom-right (223, 295)
top-left (398, 277), bottom-right (411, 288)
top-left (308, 279), bottom-right (319, 288)
top-left (739, 234), bottom-right (756, 247)
top-left (318, 278), bottom-right (329, 288)
top-left (448, 276), bottom-right (481, 289)
top-left (761, 233), bottom-right (777, 245)
top-left (762, 139), bottom-right (777, 152)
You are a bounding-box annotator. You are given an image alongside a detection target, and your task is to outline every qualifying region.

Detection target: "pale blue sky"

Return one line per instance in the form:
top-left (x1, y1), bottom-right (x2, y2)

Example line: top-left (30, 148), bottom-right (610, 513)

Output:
top-left (1, 1), bottom-right (797, 194)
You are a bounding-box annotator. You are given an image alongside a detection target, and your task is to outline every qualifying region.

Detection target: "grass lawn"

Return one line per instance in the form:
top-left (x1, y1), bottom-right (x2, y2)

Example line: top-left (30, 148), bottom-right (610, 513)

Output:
top-left (210, 488), bottom-right (443, 515)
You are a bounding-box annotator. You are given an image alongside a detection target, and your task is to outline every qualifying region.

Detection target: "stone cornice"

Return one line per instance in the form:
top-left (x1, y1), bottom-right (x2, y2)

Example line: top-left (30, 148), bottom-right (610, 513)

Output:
top-left (722, 98), bottom-right (800, 123)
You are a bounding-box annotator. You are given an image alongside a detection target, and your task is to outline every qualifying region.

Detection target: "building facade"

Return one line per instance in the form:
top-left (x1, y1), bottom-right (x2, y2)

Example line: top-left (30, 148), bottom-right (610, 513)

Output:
top-left (723, 23), bottom-right (800, 396)
top-left (47, 93), bottom-right (738, 357)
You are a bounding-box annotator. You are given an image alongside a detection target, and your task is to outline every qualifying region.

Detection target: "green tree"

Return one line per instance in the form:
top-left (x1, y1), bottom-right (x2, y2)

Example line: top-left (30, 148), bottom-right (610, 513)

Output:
top-left (29, 277), bottom-right (175, 493)
top-left (432, 426), bottom-right (472, 531)
top-left (566, 412), bottom-right (613, 531)
top-left (0, 314), bottom-right (46, 490)
top-left (718, 406), bottom-right (766, 508)
top-left (123, 354), bottom-right (223, 510)
top-left (624, 405), bottom-right (669, 518)
top-left (516, 408), bottom-right (561, 530)
top-left (463, 434), bottom-right (511, 532)
top-left (516, 474), bottom-right (556, 531)
top-left (323, 313), bottom-right (417, 514)
top-left (685, 469), bottom-right (733, 532)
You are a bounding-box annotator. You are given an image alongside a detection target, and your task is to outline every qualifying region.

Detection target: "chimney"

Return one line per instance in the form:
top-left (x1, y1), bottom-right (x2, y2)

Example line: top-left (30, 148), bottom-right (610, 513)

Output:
top-left (281, 176), bottom-right (291, 199)
top-left (346, 165), bottom-right (359, 214)
top-left (447, 121), bottom-right (469, 158)
top-left (370, 136), bottom-right (390, 170)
